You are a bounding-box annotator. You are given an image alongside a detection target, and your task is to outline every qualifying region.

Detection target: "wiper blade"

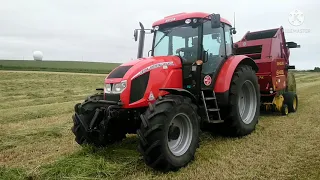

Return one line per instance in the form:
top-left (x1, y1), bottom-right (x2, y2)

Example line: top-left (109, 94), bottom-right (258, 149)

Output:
top-left (153, 30), bottom-right (171, 49)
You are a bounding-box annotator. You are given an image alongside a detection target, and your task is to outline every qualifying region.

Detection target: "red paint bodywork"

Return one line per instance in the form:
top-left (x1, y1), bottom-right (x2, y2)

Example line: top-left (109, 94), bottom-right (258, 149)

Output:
top-left (152, 12), bottom-right (232, 27)
top-left (214, 55), bottom-right (254, 93)
top-left (235, 26), bottom-right (293, 96)
top-left (105, 56), bottom-right (183, 108)
top-left (104, 18), bottom-right (296, 108)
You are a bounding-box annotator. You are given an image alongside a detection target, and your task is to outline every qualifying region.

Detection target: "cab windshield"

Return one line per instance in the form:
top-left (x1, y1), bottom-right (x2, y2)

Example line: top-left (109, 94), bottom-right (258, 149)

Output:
top-left (152, 21), bottom-right (200, 62)
top-left (152, 20), bottom-right (224, 63)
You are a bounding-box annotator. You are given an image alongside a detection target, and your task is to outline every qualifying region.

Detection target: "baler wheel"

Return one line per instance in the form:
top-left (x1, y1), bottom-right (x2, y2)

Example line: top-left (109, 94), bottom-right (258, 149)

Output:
top-left (137, 95), bottom-right (200, 172)
top-left (281, 104), bottom-right (289, 116)
top-left (283, 92), bottom-right (298, 113)
top-left (222, 65), bottom-right (260, 137)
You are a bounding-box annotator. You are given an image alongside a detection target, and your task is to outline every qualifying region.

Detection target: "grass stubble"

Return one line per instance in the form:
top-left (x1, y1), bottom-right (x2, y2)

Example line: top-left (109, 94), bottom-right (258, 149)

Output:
top-left (0, 71), bottom-right (319, 180)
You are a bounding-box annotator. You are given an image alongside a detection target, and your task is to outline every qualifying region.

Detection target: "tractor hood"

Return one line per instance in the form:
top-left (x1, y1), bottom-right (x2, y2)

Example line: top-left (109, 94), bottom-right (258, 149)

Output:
top-left (105, 56), bottom-right (182, 83)
top-left (104, 55), bottom-right (183, 108)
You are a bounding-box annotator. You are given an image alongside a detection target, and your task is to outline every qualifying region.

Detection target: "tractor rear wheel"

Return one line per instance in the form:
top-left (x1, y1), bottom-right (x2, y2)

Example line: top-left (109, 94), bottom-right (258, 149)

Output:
top-left (137, 95), bottom-right (200, 171)
top-left (223, 65), bottom-right (260, 137)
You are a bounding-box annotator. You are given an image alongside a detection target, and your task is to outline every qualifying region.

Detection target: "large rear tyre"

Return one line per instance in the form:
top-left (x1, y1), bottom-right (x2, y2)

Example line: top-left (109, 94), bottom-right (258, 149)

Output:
top-left (137, 95), bottom-right (200, 172)
top-left (223, 65), bottom-right (260, 137)
top-left (71, 94), bottom-right (126, 147)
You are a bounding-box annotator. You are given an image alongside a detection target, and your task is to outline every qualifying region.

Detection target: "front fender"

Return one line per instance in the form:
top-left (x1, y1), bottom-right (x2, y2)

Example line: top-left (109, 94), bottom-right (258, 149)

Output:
top-left (214, 55), bottom-right (258, 105)
top-left (214, 55), bottom-right (258, 93)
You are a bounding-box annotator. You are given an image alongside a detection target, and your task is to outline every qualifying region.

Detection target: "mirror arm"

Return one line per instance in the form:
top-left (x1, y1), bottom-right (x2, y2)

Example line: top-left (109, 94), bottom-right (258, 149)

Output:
top-left (137, 22), bottom-right (146, 59)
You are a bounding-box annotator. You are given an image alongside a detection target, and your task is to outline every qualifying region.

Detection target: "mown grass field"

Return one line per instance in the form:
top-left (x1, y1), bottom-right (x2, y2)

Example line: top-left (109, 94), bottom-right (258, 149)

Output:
top-left (0, 71), bottom-right (319, 180)
top-left (0, 60), bottom-right (120, 74)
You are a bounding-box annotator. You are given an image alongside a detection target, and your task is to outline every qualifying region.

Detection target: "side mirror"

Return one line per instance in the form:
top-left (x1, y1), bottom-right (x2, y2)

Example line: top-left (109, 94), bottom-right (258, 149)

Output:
top-left (232, 28), bottom-right (237, 34)
top-left (210, 14), bottom-right (221, 28)
top-left (134, 29), bottom-right (138, 41)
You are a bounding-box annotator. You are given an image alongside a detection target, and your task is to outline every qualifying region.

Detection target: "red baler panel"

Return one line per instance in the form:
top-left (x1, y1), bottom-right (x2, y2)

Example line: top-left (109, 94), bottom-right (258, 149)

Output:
top-left (255, 61), bottom-right (271, 74)
top-left (257, 74), bottom-right (272, 93)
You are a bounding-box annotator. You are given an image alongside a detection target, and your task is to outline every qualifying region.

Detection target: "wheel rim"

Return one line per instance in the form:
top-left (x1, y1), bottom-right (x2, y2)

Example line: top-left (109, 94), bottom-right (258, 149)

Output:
top-left (167, 113), bottom-right (193, 156)
top-left (238, 80), bottom-right (257, 124)
top-left (293, 97), bottom-right (297, 110)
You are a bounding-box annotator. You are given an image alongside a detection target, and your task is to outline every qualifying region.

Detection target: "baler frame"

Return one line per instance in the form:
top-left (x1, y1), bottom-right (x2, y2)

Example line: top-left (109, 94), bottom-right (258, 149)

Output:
top-left (235, 26), bottom-right (300, 114)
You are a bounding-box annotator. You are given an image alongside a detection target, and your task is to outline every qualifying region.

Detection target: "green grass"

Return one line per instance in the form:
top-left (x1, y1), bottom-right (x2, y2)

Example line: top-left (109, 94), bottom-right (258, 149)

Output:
top-left (0, 71), bottom-right (319, 180)
top-left (0, 60), bottom-right (120, 74)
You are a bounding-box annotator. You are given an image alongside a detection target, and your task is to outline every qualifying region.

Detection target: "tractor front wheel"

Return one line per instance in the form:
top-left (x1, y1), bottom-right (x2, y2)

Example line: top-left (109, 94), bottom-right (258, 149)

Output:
top-left (137, 95), bottom-right (200, 172)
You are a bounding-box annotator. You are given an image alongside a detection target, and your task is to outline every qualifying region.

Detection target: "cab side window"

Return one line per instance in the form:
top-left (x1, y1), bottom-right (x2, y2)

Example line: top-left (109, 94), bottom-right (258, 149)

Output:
top-left (224, 25), bottom-right (233, 56)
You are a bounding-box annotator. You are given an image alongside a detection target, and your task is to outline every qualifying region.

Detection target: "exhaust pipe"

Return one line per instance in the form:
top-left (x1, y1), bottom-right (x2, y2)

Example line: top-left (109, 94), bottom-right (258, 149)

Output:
top-left (137, 22), bottom-right (145, 59)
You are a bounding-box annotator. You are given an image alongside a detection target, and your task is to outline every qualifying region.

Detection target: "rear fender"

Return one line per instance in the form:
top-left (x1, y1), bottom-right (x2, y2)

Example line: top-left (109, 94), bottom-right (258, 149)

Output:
top-left (214, 55), bottom-right (258, 105)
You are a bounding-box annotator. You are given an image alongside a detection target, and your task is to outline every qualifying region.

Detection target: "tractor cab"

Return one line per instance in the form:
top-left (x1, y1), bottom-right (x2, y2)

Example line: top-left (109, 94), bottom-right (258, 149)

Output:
top-left (134, 12), bottom-right (236, 93)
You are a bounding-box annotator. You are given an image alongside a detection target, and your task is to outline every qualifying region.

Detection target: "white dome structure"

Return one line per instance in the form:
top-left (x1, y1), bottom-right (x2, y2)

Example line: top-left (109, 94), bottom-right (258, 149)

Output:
top-left (33, 51), bottom-right (43, 61)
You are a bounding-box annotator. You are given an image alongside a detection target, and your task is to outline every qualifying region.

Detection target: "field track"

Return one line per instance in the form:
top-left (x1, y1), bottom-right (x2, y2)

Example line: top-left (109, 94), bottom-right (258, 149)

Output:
top-left (0, 71), bottom-right (319, 180)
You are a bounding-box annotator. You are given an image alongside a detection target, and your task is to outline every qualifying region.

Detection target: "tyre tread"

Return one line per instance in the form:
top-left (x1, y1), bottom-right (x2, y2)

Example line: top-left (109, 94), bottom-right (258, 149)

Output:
top-left (138, 95), bottom-right (199, 171)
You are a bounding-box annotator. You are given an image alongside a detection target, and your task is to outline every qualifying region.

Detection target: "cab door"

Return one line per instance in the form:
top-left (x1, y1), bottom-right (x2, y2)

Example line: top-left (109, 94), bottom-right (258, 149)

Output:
top-left (201, 23), bottom-right (233, 91)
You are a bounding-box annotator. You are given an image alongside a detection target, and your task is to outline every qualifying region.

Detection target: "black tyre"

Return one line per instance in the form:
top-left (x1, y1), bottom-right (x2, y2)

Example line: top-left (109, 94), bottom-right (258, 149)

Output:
top-left (281, 104), bottom-right (289, 116)
top-left (71, 94), bottom-right (126, 147)
top-left (137, 95), bottom-right (200, 171)
top-left (223, 65), bottom-right (260, 137)
top-left (283, 92), bottom-right (298, 113)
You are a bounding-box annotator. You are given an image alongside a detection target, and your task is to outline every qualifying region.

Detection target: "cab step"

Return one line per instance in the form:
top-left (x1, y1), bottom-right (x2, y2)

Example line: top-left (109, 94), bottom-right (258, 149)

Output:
top-left (201, 91), bottom-right (224, 124)
top-left (205, 97), bottom-right (216, 100)
top-left (207, 108), bottom-right (220, 112)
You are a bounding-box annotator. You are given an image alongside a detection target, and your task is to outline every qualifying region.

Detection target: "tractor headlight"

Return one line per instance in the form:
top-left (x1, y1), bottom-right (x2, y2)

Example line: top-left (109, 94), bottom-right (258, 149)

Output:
top-left (113, 80), bottom-right (127, 93)
top-left (105, 80), bottom-right (127, 94)
top-left (105, 84), bottom-right (112, 93)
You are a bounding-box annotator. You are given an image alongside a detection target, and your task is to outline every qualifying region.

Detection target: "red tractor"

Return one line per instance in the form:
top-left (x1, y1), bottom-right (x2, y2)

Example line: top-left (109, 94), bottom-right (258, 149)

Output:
top-left (71, 12), bottom-right (299, 171)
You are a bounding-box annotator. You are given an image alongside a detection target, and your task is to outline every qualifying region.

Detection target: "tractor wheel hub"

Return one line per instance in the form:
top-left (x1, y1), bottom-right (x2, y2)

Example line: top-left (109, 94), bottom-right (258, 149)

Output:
top-left (168, 125), bottom-right (180, 141)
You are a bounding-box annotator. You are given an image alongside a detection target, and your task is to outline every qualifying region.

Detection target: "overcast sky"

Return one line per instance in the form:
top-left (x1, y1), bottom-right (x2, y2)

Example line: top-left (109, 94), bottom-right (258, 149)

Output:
top-left (0, 0), bottom-right (318, 69)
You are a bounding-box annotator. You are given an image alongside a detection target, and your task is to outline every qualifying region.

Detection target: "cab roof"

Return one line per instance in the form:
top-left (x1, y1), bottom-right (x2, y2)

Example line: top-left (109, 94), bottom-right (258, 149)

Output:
top-left (152, 12), bottom-right (232, 27)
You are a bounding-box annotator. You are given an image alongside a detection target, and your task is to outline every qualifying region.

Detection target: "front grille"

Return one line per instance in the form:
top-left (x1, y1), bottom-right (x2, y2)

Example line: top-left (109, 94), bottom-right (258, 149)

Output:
top-left (105, 93), bottom-right (120, 102)
top-left (129, 72), bottom-right (150, 103)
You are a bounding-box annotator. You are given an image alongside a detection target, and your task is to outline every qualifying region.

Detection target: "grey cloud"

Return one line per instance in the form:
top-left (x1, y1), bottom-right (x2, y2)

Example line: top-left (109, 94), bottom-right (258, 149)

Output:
top-left (0, 0), bottom-right (319, 69)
